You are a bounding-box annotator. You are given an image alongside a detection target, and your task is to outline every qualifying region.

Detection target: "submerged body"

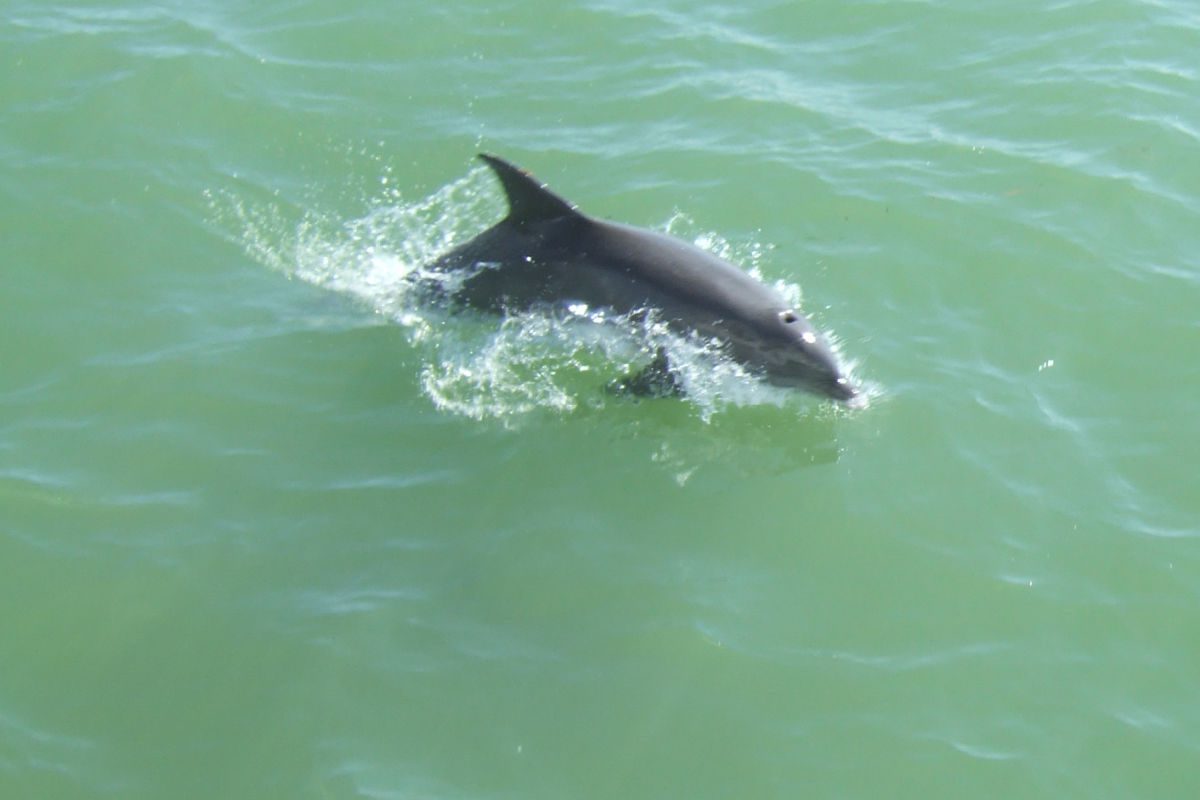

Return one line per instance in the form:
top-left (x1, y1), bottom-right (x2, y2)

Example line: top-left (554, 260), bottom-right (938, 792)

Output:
top-left (431, 154), bottom-right (856, 402)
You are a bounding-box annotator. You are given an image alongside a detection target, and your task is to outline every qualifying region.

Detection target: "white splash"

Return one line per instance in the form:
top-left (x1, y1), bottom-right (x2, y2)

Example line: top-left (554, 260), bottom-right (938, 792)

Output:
top-left (209, 162), bottom-right (864, 422)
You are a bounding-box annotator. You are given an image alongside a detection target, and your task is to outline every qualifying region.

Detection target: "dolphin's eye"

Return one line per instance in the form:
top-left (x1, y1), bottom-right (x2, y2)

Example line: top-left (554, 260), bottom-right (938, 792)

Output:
top-left (779, 310), bottom-right (798, 324)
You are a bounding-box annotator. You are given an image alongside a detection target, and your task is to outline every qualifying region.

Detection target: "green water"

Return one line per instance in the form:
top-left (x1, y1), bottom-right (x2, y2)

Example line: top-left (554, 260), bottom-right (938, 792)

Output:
top-left (4, 1), bottom-right (1200, 797)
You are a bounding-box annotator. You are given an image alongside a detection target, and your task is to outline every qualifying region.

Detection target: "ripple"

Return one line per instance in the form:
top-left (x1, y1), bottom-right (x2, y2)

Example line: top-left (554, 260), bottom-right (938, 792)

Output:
top-left (0, 704), bottom-right (126, 794)
top-left (298, 586), bottom-right (428, 617)
top-left (286, 470), bottom-right (461, 492)
top-left (945, 739), bottom-right (1022, 762)
top-left (825, 641), bottom-right (1012, 673)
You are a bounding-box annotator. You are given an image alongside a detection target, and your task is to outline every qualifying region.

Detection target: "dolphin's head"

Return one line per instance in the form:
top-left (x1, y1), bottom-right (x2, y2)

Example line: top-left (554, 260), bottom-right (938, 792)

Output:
top-left (724, 307), bottom-right (856, 402)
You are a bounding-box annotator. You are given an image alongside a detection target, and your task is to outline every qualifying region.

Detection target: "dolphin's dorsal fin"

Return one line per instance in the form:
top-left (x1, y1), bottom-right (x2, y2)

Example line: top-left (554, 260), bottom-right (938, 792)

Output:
top-left (478, 153), bottom-right (579, 227)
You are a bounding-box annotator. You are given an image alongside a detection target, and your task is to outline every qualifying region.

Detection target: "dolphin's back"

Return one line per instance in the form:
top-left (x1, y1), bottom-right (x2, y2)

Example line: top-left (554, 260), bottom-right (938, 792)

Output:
top-left (577, 219), bottom-right (787, 323)
top-left (443, 213), bottom-right (786, 329)
top-left (438, 154), bottom-right (789, 325)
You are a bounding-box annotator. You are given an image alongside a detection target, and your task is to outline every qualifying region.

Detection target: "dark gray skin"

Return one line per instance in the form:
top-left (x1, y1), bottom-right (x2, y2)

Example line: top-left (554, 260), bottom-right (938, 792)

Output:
top-left (431, 154), bottom-right (856, 402)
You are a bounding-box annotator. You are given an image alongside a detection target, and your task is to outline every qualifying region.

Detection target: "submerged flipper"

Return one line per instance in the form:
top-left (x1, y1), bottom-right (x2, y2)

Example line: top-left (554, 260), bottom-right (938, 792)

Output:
top-left (607, 347), bottom-right (684, 398)
top-left (478, 154), bottom-right (580, 228)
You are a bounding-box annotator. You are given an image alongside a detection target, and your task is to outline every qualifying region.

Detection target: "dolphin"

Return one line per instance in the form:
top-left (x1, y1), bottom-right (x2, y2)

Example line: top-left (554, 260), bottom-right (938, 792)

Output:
top-left (429, 154), bottom-right (857, 402)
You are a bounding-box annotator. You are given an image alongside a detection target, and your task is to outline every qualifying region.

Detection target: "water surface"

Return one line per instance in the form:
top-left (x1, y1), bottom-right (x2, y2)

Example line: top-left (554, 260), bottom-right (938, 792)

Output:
top-left (3, 1), bottom-right (1199, 797)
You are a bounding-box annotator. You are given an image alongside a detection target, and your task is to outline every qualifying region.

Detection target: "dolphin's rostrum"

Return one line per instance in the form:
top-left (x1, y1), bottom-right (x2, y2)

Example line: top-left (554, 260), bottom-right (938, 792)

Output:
top-left (429, 154), bottom-right (857, 402)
